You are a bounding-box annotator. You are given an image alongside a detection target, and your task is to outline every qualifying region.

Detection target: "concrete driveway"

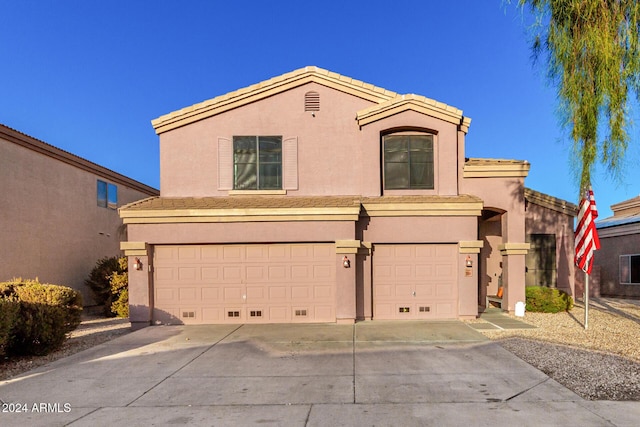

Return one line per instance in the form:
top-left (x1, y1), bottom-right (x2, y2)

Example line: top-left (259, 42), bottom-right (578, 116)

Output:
top-left (1, 321), bottom-right (638, 426)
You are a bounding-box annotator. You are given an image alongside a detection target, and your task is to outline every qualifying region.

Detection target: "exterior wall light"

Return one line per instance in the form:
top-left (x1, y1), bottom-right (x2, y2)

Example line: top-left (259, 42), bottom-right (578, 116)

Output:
top-left (342, 256), bottom-right (351, 268)
top-left (133, 257), bottom-right (143, 271)
top-left (465, 256), bottom-right (473, 268)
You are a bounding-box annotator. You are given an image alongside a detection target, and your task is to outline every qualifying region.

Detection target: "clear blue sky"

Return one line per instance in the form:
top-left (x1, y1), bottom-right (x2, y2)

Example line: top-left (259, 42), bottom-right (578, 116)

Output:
top-left (2, 0), bottom-right (639, 218)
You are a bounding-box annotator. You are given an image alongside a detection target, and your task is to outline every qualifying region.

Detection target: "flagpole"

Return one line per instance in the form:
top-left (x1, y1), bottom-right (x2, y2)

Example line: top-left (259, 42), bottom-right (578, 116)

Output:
top-left (584, 263), bottom-right (589, 330)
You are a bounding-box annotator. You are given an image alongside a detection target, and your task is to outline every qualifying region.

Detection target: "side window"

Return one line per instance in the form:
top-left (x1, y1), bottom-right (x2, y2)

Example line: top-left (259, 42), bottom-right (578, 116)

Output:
top-left (107, 183), bottom-right (117, 209)
top-left (383, 133), bottom-right (434, 190)
top-left (233, 136), bottom-right (282, 190)
top-left (620, 254), bottom-right (640, 285)
top-left (97, 180), bottom-right (107, 208)
top-left (97, 180), bottom-right (118, 209)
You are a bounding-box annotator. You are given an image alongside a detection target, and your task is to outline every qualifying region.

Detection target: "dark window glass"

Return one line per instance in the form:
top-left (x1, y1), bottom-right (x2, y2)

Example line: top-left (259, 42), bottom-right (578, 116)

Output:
top-left (107, 183), bottom-right (117, 209)
top-left (233, 136), bottom-right (282, 190)
top-left (97, 180), bottom-right (107, 207)
top-left (619, 255), bottom-right (640, 284)
top-left (631, 255), bottom-right (640, 284)
top-left (383, 134), bottom-right (434, 189)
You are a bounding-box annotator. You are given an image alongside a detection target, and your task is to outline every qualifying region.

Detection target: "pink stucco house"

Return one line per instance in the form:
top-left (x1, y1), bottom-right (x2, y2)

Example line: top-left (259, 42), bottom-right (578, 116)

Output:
top-left (119, 66), bottom-right (576, 327)
top-left (1, 124), bottom-right (159, 304)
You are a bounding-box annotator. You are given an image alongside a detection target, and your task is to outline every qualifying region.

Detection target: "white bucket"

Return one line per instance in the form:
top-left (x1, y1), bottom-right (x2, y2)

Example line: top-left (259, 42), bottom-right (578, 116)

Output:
top-left (515, 301), bottom-right (526, 317)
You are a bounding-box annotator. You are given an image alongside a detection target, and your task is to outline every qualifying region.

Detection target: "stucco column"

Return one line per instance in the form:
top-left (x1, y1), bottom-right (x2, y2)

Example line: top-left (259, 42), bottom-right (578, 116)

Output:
top-left (335, 240), bottom-right (360, 324)
top-left (499, 243), bottom-right (530, 312)
top-left (121, 242), bottom-right (151, 330)
top-left (498, 192), bottom-right (529, 313)
top-left (459, 240), bottom-right (484, 319)
top-left (357, 242), bottom-right (372, 321)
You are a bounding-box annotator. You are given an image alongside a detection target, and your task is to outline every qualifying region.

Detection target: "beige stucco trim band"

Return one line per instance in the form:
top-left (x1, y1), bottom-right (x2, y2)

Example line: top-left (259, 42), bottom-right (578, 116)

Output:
top-left (123, 214), bottom-right (359, 224)
top-left (356, 95), bottom-right (467, 130)
top-left (463, 162), bottom-right (531, 178)
top-left (335, 240), bottom-right (372, 255)
top-left (499, 243), bottom-right (531, 255)
top-left (228, 190), bottom-right (287, 196)
top-left (459, 240), bottom-right (484, 254)
top-left (121, 207), bottom-right (361, 224)
top-left (120, 241), bottom-right (148, 257)
top-left (335, 239), bottom-right (360, 254)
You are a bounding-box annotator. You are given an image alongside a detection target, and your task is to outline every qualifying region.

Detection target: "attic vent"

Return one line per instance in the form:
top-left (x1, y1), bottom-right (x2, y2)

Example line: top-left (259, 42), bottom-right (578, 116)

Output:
top-left (304, 91), bottom-right (320, 112)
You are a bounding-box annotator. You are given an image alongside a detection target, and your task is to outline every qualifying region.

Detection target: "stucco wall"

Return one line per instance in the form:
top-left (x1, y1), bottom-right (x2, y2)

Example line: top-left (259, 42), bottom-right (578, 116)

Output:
top-left (160, 82), bottom-right (373, 197)
top-left (462, 177), bottom-right (527, 310)
top-left (159, 82), bottom-right (461, 198)
top-left (128, 221), bottom-right (355, 244)
top-left (525, 201), bottom-right (575, 295)
top-left (1, 134), bottom-right (156, 304)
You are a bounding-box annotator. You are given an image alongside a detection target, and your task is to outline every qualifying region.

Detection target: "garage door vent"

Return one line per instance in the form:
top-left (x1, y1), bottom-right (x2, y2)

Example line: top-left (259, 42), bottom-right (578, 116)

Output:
top-left (250, 310), bottom-right (263, 317)
top-left (182, 311), bottom-right (195, 318)
top-left (295, 309), bottom-right (308, 317)
top-left (419, 306), bottom-right (430, 312)
top-left (399, 307), bottom-right (410, 313)
top-left (228, 311), bottom-right (240, 318)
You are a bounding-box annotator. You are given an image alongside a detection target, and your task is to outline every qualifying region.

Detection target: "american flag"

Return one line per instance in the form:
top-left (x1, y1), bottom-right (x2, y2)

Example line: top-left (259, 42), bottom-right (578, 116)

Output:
top-left (575, 187), bottom-right (600, 274)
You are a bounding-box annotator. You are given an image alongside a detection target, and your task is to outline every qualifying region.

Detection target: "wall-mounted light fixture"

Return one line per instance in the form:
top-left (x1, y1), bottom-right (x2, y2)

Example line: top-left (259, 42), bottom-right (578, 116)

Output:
top-left (465, 255), bottom-right (473, 268)
top-left (133, 257), bottom-right (143, 271)
top-left (342, 256), bottom-right (350, 268)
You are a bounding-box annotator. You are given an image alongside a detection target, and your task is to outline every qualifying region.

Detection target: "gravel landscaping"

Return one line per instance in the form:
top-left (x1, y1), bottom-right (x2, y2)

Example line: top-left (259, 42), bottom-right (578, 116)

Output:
top-left (472, 297), bottom-right (640, 401)
top-left (2, 298), bottom-right (639, 401)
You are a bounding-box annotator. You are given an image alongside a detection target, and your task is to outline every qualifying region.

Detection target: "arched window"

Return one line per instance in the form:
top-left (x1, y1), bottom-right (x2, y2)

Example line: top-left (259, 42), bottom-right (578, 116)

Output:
top-left (383, 132), bottom-right (434, 189)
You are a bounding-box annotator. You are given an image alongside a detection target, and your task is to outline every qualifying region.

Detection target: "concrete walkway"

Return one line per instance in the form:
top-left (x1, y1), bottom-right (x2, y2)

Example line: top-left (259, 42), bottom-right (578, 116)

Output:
top-left (1, 321), bottom-right (639, 426)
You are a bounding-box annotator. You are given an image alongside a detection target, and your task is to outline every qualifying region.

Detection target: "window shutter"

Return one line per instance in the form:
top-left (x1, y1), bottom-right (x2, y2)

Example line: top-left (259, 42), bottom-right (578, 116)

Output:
top-left (283, 137), bottom-right (298, 190)
top-left (218, 137), bottom-right (233, 190)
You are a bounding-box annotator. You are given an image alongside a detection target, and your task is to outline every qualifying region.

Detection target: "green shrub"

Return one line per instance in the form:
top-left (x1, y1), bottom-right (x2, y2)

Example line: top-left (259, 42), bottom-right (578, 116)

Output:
top-left (525, 286), bottom-right (574, 313)
top-left (86, 256), bottom-right (125, 315)
top-left (0, 279), bottom-right (83, 356)
top-left (0, 293), bottom-right (20, 357)
top-left (109, 257), bottom-right (129, 318)
top-left (111, 288), bottom-right (129, 318)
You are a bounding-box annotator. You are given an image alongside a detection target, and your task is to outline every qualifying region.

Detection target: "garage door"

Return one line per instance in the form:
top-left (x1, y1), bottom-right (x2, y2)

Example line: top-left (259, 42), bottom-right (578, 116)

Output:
top-left (373, 244), bottom-right (458, 319)
top-left (153, 244), bottom-right (336, 324)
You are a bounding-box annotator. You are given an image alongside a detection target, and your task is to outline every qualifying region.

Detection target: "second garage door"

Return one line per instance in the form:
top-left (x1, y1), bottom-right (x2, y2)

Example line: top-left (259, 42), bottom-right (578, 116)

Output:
top-left (153, 243), bottom-right (336, 324)
top-left (373, 244), bottom-right (458, 319)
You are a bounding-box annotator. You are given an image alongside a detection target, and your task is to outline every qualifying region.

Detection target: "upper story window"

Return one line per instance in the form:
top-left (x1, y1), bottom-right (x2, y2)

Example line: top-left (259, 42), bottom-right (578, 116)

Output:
top-left (620, 254), bottom-right (640, 285)
top-left (233, 136), bottom-right (282, 190)
top-left (97, 180), bottom-right (118, 209)
top-left (383, 133), bottom-right (434, 190)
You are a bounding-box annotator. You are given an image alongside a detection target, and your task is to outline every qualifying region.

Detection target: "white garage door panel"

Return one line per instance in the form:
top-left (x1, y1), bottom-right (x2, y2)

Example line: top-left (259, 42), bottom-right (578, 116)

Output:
top-left (153, 244), bottom-right (336, 325)
top-left (373, 244), bottom-right (458, 320)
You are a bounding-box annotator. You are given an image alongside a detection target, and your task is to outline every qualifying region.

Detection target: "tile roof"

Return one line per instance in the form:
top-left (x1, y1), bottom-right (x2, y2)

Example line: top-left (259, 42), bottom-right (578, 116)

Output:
top-left (151, 66), bottom-right (469, 134)
top-left (524, 188), bottom-right (577, 215)
top-left (0, 123), bottom-right (158, 195)
top-left (361, 194), bottom-right (482, 204)
top-left (121, 196), bottom-right (362, 211)
top-left (121, 194), bottom-right (483, 212)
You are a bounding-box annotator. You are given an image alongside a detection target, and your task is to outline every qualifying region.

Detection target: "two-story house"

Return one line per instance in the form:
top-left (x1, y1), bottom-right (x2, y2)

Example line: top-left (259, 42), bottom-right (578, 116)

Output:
top-left (120, 66), bottom-right (575, 328)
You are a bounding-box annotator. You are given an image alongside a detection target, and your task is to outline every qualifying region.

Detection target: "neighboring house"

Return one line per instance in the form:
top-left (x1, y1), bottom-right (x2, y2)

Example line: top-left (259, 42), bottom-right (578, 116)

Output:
top-left (593, 195), bottom-right (640, 299)
top-left (0, 124), bottom-right (159, 304)
top-left (119, 66), bottom-right (575, 328)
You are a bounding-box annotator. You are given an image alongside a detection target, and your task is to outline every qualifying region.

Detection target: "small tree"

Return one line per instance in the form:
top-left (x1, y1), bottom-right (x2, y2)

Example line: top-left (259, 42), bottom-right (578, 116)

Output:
top-left (85, 256), bottom-right (128, 317)
top-left (511, 0), bottom-right (640, 191)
